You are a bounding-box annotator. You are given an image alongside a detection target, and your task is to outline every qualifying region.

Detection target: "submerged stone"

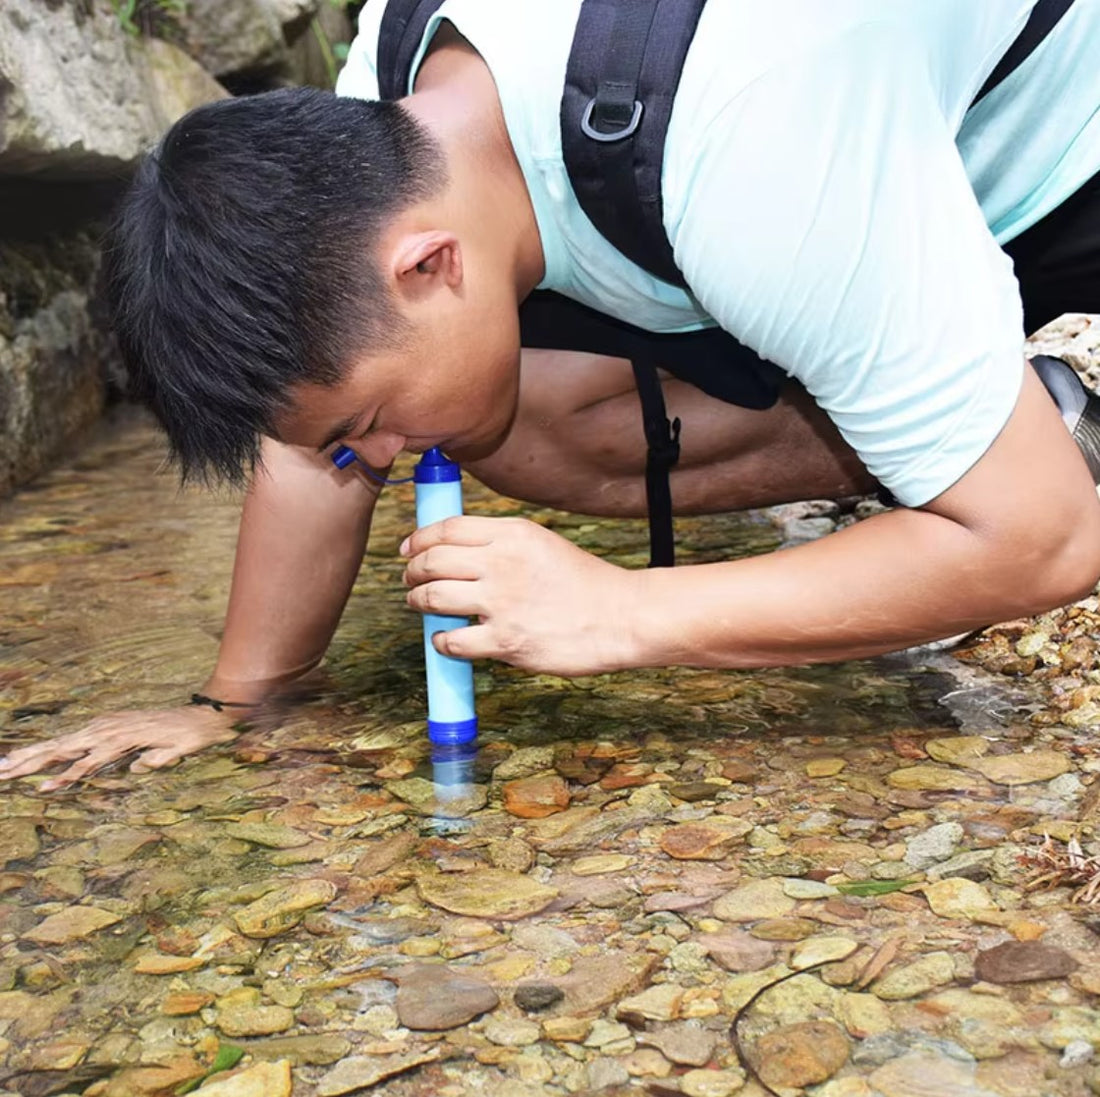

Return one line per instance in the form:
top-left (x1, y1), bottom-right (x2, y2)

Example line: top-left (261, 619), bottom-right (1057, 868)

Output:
top-left (395, 964), bottom-right (499, 1030)
top-left (233, 878), bottom-right (337, 938)
top-left (974, 940), bottom-right (1079, 983)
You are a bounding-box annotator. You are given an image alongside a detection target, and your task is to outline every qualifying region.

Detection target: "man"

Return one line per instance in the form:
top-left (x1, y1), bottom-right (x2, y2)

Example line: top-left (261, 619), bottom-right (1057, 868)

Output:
top-left (3, 0), bottom-right (1100, 788)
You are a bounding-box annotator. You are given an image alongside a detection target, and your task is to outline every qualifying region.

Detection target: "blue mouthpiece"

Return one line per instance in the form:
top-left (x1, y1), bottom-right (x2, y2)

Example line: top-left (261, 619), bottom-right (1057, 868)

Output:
top-left (414, 447), bottom-right (460, 484)
top-left (331, 445), bottom-right (357, 470)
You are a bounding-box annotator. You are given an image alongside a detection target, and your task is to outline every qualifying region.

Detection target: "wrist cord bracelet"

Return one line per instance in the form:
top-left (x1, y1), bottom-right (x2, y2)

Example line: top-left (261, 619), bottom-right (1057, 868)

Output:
top-left (189, 693), bottom-right (254, 713)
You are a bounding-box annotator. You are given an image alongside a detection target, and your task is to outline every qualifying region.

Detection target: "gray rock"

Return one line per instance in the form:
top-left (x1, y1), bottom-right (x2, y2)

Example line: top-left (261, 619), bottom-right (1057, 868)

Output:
top-left (904, 822), bottom-right (964, 870)
top-left (587, 1058), bottom-right (630, 1090)
top-left (514, 984), bottom-right (565, 1012)
top-left (180, 0), bottom-right (286, 78)
top-left (640, 1022), bottom-right (718, 1067)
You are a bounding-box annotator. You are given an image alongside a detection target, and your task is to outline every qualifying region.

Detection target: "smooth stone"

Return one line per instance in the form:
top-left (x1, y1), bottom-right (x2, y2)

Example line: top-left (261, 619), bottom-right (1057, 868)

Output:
top-left (216, 1004), bottom-right (294, 1037)
top-left (756, 1020), bottom-right (849, 1089)
top-left (680, 1067), bottom-right (746, 1096)
top-left (644, 889), bottom-right (724, 913)
top-left (923, 879), bottom-right (1000, 922)
top-left (416, 868), bottom-right (557, 920)
top-left (806, 758), bottom-right (847, 778)
top-left (617, 984), bottom-right (684, 1023)
top-left (23, 905), bottom-right (121, 944)
top-left (483, 1016), bottom-right (541, 1047)
top-left (587, 1058), bottom-right (630, 1089)
top-left (974, 940), bottom-right (1079, 983)
top-left (223, 823), bottom-right (311, 849)
top-left (712, 878), bottom-right (796, 922)
top-left (791, 936), bottom-right (859, 969)
top-left (640, 1022), bottom-right (718, 1067)
top-left (547, 951), bottom-right (659, 1015)
top-left (869, 1051), bottom-right (999, 1097)
top-left (395, 965), bottom-right (499, 1030)
top-left (659, 822), bottom-right (747, 861)
top-left (872, 952), bottom-right (956, 1000)
top-left (0, 819), bottom-right (40, 864)
top-left (186, 1060), bottom-right (292, 1097)
top-left (570, 853), bottom-right (633, 875)
top-left (924, 736), bottom-right (991, 765)
top-left (584, 1018), bottom-right (633, 1048)
top-left (971, 750), bottom-right (1071, 786)
top-left (667, 781), bottom-right (726, 802)
top-left (750, 918), bottom-right (818, 941)
top-left (511, 923), bottom-right (580, 958)
top-left (904, 823), bottom-right (964, 870)
top-left (886, 765), bottom-right (985, 791)
top-left (487, 836), bottom-right (535, 874)
top-left (133, 953), bottom-right (204, 975)
top-left (514, 983), bottom-right (565, 1012)
top-left (233, 879), bottom-right (337, 938)
top-left (247, 1034), bottom-right (351, 1066)
top-left (835, 992), bottom-right (893, 1039)
top-left (493, 745), bottom-right (556, 780)
top-left (697, 929), bottom-right (777, 972)
top-left (316, 1048), bottom-right (443, 1096)
top-left (502, 774), bottom-right (571, 819)
top-left (782, 878), bottom-right (839, 899)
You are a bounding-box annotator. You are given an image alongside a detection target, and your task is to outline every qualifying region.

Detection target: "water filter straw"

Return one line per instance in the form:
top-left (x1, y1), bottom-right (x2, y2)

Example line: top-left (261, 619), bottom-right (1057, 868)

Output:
top-left (414, 448), bottom-right (479, 745)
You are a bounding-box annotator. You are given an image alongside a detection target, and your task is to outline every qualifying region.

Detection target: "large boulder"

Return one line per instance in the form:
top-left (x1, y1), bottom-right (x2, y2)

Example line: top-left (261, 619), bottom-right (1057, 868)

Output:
top-left (0, 0), bottom-right (227, 177)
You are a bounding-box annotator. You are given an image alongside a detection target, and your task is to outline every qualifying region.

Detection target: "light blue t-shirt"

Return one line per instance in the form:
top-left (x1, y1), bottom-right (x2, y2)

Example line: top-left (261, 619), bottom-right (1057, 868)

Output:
top-left (338, 1), bottom-right (1100, 506)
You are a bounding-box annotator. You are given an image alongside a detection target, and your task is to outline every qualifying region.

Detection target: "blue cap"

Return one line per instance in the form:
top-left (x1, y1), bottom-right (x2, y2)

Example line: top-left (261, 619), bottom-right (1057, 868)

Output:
top-left (414, 447), bottom-right (460, 484)
top-left (427, 716), bottom-right (478, 745)
top-left (331, 445), bottom-right (357, 470)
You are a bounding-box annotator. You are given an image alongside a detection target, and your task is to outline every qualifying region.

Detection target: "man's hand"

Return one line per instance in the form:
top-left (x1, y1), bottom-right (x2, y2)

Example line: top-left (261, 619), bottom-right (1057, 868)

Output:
top-left (401, 516), bottom-right (641, 677)
top-left (0, 707), bottom-right (242, 790)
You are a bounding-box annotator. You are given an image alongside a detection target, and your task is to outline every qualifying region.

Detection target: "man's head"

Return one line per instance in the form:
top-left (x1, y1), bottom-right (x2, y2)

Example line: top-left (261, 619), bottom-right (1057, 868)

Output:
top-left (106, 86), bottom-right (522, 484)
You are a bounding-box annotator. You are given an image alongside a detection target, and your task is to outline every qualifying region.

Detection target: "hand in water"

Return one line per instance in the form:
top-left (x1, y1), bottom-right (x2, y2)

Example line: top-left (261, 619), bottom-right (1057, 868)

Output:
top-left (0, 706), bottom-right (243, 790)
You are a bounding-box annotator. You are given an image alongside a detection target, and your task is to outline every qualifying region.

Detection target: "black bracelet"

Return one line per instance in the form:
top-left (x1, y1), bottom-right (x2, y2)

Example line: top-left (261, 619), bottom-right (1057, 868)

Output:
top-left (190, 693), bottom-right (254, 713)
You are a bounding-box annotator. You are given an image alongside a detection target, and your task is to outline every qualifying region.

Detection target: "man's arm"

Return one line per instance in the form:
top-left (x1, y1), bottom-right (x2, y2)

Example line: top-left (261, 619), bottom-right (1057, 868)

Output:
top-left (403, 367), bottom-right (1100, 673)
top-left (0, 437), bottom-right (377, 787)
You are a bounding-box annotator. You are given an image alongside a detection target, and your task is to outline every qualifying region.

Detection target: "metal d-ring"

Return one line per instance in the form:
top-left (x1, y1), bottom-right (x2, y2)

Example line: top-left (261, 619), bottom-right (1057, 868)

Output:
top-left (580, 97), bottom-right (644, 142)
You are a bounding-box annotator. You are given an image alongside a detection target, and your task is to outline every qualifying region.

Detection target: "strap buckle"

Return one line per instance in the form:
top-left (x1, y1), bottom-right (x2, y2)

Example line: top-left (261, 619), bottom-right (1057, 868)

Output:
top-left (580, 97), bottom-right (643, 142)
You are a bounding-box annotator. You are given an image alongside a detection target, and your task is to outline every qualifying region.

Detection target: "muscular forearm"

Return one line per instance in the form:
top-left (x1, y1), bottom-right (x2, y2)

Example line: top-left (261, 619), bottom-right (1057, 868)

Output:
top-left (203, 438), bottom-right (378, 702)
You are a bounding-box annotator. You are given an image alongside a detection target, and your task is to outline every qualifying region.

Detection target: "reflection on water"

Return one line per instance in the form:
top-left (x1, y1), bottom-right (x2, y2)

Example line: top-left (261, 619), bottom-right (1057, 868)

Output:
top-left (0, 408), bottom-right (1093, 1097)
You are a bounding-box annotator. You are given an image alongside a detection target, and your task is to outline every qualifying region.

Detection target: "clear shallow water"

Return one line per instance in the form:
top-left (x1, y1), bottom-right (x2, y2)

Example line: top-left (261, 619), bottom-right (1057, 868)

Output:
top-left (1, 409), bottom-right (1094, 1097)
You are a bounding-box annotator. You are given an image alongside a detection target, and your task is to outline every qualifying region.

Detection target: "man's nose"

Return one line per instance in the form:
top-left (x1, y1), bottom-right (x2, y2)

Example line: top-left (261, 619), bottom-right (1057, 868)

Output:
top-left (348, 430), bottom-right (407, 470)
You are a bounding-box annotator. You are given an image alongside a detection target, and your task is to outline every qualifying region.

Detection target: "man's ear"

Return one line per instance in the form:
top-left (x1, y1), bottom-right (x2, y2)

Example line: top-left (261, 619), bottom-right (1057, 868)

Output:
top-left (391, 231), bottom-right (463, 298)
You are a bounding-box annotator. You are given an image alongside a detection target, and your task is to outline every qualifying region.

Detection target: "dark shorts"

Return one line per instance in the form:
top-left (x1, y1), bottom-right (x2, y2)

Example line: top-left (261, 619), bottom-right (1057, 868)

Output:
top-left (520, 168), bottom-right (1100, 411)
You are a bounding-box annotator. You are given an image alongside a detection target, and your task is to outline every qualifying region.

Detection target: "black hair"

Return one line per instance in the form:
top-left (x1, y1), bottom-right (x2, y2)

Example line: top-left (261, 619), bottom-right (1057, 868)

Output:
top-left (104, 86), bottom-right (445, 485)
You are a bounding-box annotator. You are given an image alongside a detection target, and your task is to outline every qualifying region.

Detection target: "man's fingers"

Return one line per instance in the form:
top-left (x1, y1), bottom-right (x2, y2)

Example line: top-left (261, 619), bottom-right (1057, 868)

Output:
top-left (407, 579), bottom-right (484, 618)
top-left (399, 515), bottom-right (498, 557)
top-left (432, 622), bottom-right (499, 661)
top-left (403, 544), bottom-right (484, 587)
top-left (130, 748), bottom-right (187, 774)
top-left (0, 736), bottom-right (101, 778)
top-left (38, 749), bottom-right (126, 791)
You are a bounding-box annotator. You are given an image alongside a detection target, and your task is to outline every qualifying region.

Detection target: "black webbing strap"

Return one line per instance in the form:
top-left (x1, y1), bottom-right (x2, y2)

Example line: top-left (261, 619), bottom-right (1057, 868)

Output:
top-left (377, 0), bottom-right (445, 100)
top-left (561, 0), bottom-right (707, 288)
top-left (973, 0), bottom-right (1075, 104)
top-left (631, 360), bottom-right (681, 568)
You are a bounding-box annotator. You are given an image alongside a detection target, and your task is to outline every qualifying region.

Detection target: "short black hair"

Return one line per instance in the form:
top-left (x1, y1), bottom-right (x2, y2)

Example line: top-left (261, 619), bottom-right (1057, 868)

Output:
top-left (104, 87), bottom-right (444, 485)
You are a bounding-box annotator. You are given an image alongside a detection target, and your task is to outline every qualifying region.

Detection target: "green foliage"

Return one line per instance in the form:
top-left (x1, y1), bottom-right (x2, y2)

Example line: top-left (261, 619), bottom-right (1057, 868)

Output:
top-left (834, 878), bottom-right (916, 896)
top-left (112, 0), bottom-right (187, 39)
top-left (175, 1043), bottom-right (245, 1095)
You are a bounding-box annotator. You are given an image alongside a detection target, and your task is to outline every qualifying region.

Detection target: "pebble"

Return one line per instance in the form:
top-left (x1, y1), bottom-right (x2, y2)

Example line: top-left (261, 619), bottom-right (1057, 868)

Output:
top-left (494, 745), bottom-right (556, 780)
top-left (697, 929), bottom-right (777, 972)
top-left (395, 965), bottom-right (499, 1030)
top-left (316, 1048), bottom-right (443, 1096)
top-left (790, 936), bottom-right (859, 969)
top-left (216, 1004), bottom-right (294, 1037)
top-left (806, 758), bottom-right (847, 778)
top-left (886, 765), bottom-right (985, 792)
top-left (782, 878), bottom-right (839, 899)
top-left (483, 1016), bottom-right (541, 1046)
top-left (617, 984), bottom-right (684, 1022)
top-left (233, 878), bottom-right (337, 938)
top-left (971, 750), bottom-right (1071, 785)
top-left (756, 1020), bottom-right (849, 1089)
top-left (660, 822), bottom-right (746, 860)
top-left (974, 941), bottom-right (1079, 983)
top-left (868, 1051), bottom-right (992, 1097)
top-left (1060, 1039), bottom-right (1094, 1068)
top-left (23, 905), bottom-right (121, 944)
top-left (923, 736), bottom-right (991, 764)
top-left (587, 1057), bottom-right (630, 1089)
top-left (416, 868), bottom-right (558, 919)
top-left (187, 1060), bottom-right (293, 1097)
top-left (223, 822), bottom-right (311, 849)
top-left (712, 878), bottom-right (796, 922)
top-left (923, 878), bottom-right (1000, 922)
top-left (514, 984), bottom-right (564, 1012)
top-left (668, 781), bottom-right (727, 801)
top-left (570, 853), bottom-right (633, 875)
top-left (502, 775), bottom-right (571, 818)
top-left (872, 952), bottom-right (956, 1000)
top-left (904, 823), bottom-right (964, 870)
top-left (680, 1067), bottom-right (746, 1096)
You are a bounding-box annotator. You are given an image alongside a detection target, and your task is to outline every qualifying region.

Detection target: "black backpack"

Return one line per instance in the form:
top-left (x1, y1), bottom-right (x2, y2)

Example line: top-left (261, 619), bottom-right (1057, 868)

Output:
top-left (375, 0), bottom-right (1073, 566)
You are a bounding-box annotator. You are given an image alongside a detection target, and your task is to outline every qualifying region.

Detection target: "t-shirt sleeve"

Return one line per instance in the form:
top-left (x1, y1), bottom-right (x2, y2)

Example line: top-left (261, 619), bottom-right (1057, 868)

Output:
top-left (669, 23), bottom-right (1026, 507)
top-left (335, 2), bottom-right (384, 101)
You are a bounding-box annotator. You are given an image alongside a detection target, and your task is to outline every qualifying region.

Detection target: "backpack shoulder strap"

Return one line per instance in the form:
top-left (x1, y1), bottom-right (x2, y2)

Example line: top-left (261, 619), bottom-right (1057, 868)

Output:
top-left (560, 0), bottom-right (707, 288)
top-left (377, 0), bottom-right (447, 100)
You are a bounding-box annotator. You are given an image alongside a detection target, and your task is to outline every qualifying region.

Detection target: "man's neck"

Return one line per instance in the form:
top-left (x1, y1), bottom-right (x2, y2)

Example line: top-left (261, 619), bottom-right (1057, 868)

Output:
top-left (404, 23), bottom-right (545, 300)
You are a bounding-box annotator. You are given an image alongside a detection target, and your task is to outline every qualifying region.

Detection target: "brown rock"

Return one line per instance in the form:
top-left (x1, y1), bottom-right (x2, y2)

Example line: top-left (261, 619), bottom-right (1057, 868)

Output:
top-left (395, 964), bottom-right (499, 1030)
top-left (161, 991), bottom-right (213, 1015)
top-left (755, 1020), bottom-right (849, 1089)
top-left (600, 762), bottom-right (656, 790)
top-left (698, 930), bottom-right (776, 972)
top-left (417, 868), bottom-right (557, 920)
top-left (720, 761), bottom-right (758, 783)
top-left (659, 823), bottom-right (744, 861)
top-left (974, 941), bottom-right (1079, 984)
top-left (352, 832), bottom-right (418, 878)
top-left (502, 775), bottom-right (570, 819)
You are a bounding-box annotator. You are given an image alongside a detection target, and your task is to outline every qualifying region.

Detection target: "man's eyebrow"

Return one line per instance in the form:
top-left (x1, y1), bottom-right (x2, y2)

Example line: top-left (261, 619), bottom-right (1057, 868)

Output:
top-left (316, 416), bottom-right (359, 454)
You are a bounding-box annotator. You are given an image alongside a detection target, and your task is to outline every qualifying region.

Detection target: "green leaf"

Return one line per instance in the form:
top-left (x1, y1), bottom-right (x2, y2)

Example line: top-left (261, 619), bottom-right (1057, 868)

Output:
top-left (835, 879), bottom-right (915, 896)
top-left (174, 1044), bottom-right (245, 1095)
top-left (333, 42), bottom-right (351, 60)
